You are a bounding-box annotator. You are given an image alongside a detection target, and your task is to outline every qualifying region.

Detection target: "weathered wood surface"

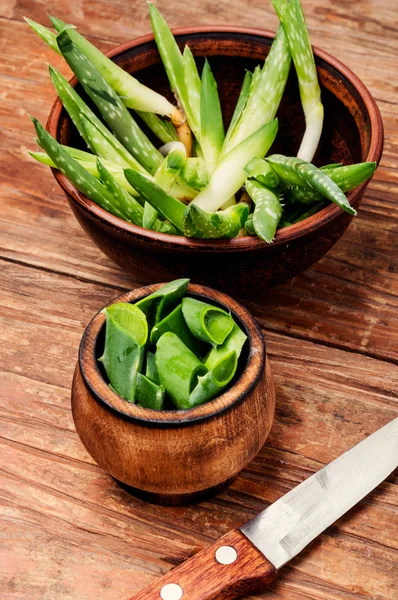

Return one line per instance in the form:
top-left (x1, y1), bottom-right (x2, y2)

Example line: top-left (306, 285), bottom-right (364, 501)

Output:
top-left (0, 0), bottom-right (397, 598)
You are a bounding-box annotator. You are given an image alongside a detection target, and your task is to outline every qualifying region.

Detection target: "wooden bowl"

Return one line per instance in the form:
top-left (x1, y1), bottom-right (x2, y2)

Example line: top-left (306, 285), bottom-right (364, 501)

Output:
top-left (47, 27), bottom-right (383, 296)
top-left (71, 283), bottom-right (275, 505)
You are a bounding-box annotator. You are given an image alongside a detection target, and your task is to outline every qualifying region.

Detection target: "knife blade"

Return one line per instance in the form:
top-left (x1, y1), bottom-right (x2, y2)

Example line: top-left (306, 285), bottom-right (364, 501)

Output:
top-left (128, 418), bottom-right (398, 600)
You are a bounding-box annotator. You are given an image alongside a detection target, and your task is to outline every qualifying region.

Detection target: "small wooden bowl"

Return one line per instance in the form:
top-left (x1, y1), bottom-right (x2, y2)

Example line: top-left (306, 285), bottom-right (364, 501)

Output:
top-left (47, 28), bottom-right (383, 295)
top-left (71, 283), bottom-right (275, 505)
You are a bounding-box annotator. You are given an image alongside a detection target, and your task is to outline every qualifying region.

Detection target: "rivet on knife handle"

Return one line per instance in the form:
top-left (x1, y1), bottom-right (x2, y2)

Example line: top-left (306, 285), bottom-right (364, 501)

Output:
top-left (127, 530), bottom-right (276, 600)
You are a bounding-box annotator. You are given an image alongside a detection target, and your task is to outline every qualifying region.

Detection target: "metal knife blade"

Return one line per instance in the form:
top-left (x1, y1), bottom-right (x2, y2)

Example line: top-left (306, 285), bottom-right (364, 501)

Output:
top-left (241, 417), bottom-right (398, 569)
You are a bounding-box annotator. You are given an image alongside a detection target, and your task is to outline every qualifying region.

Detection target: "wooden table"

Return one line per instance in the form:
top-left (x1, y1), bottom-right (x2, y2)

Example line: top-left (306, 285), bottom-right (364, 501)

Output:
top-left (1, 0), bottom-right (397, 598)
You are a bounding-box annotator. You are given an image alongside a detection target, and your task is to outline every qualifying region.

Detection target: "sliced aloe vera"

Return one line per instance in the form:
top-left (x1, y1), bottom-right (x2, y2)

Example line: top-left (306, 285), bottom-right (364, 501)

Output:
top-left (136, 279), bottom-right (189, 329)
top-left (145, 351), bottom-right (160, 385)
top-left (150, 304), bottom-right (205, 357)
top-left (182, 298), bottom-right (234, 346)
top-left (155, 332), bottom-right (208, 409)
top-left (189, 350), bottom-right (238, 407)
top-left (99, 302), bottom-right (148, 402)
top-left (205, 321), bottom-right (247, 370)
top-left (135, 372), bottom-right (165, 410)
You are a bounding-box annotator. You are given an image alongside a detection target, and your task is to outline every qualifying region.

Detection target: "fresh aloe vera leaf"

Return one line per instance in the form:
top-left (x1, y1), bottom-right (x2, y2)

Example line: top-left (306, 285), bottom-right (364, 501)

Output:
top-left (136, 279), bottom-right (190, 329)
top-left (24, 17), bottom-right (62, 54)
top-left (225, 26), bottom-right (290, 152)
top-left (205, 321), bottom-right (247, 370)
top-left (180, 157), bottom-right (209, 191)
top-left (49, 15), bottom-right (178, 119)
top-left (224, 70), bottom-right (252, 147)
top-left (136, 111), bottom-right (178, 143)
top-left (200, 59), bottom-right (225, 174)
top-left (266, 155), bottom-right (357, 215)
top-left (99, 302), bottom-right (148, 402)
top-left (124, 170), bottom-right (185, 231)
top-left (183, 45), bottom-right (201, 123)
top-left (155, 332), bottom-right (208, 409)
top-left (271, 0), bottom-right (323, 162)
top-left (245, 157), bottom-right (280, 188)
top-left (135, 373), bottom-right (165, 410)
top-left (150, 303), bottom-right (205, 357)
top-left (96, 159), bottom-right (144, 225)
top-left (31, 117), bottom-right (127, 217)
top-left (149, 4), bottom-right (200, 138)
top-left (145, 351), bottom-right (160, 385)
top-left (192, 119), bottom-right (278, 213)
top-left (245, 180), bottom-right (283, 242)
top-left (189, 350), bottom-right (238, 407)
top-left (48, 66), bottom-right (147, 174)
top-left (182, 297), bottom-right (234, 346)
top-left (183, 202), bottom-right (249, 239)
top-left (57, 30), bottom-right (163, 174)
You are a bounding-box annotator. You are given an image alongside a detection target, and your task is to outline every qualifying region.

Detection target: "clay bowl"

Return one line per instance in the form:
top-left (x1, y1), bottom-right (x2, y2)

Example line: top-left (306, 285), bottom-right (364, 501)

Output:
top-left (48, 28), bottom-right (383, 296)
top-left (71, 282), bottom-right (275, 505)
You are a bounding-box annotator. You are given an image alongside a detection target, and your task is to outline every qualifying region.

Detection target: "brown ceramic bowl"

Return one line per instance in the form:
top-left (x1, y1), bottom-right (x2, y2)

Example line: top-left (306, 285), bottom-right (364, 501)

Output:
top-left (48, 27), bottom-right (383, 296)
top-left (71, 282), bottom-right (275, 505)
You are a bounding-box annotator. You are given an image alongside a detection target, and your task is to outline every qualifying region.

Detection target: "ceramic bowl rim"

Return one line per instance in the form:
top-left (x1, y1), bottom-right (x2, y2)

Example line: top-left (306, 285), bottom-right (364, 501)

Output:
top-left (47, 26), bottom-right (384, 252)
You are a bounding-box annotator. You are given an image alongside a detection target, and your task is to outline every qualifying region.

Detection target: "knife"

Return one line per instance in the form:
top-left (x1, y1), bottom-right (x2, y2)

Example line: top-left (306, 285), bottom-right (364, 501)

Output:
top-left (128, 418), bottom-right (398, 600)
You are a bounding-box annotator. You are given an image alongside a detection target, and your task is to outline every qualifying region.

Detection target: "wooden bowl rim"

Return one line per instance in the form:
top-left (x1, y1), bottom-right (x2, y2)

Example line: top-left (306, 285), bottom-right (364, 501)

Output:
top-left (78, 282), bottom-right (265, 427)
top-left (47, 26), bottom-right (384, 252)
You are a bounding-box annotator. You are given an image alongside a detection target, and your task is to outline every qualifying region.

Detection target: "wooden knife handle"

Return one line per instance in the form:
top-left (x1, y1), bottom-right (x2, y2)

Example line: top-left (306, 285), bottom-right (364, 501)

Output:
top-left (127, 529), bottom-right (276, 600)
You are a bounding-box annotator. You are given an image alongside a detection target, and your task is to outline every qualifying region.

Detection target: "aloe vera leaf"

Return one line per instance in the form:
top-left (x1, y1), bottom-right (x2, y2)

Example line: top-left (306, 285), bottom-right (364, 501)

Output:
top-left (135, 372), bottom-right (165, 410)
top-left (31, 117), bottom-right (126, 217)
top-left (225, 26), bottom-right (290, 152)
top-left (200, 59), bottom-right (225, 174)
top-left (136, 110), bottom-right (178, 143)
top-left (180, 157), bottom-right (209, 191)
top-left (99, 302), bottom-right (148, 402)
top-left (224, 70), bottom-right (252, 147)
top-left (204, 321), bottom-right (247, 370)
top-left (49, 15), bottom-right (179, 119)
top-left (188, 350), bottom-right (238, 407)
top-left (183, 45), bottom-right (201, 124)
top-left (136, 279), bottom-right (189, 329)
top-left (149, 4), bottom-right (200, 139)
top-left (24, 17), bottom-right (62, 54)
top-left (57, 30), bottom-right (163, 175)
top-left (183, 202), bottom-right (249, 239)
top-left (96, 159), bottom-right (144, 225)
top-left (266, 155), bottom-right (357, 215)
top-left (48, 66), bottom-right (147, 173)
top-left (181, 297), bottom-right (234, 346)
top-left (245, 180), bottom-right (283, 242)
top-left (192, 119), bottom-right (278, 212)
top-left (245, 157), bottom-right (280, 188)
top-left (124, 170), bottom-right (185, 231)
top-left (155, 332), bottom-right (208, 409)
top-left (145, 351), bottom-right (160, 385)
top-left (150, 304), bottom-right (205, 356)
top-left (272, 0), bottom-right (323, 162)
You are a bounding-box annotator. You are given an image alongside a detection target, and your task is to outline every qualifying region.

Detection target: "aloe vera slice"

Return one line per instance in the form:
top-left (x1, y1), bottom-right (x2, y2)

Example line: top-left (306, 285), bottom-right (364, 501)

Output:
top-left (150, 304), bottom-right (205, 357)
top-left (136, 279), bottom-right (189, 329)
top-left (57, 30), bottom-right (163, 174)
top-left (155, 332), bottom-right (208, 409)
top-left (204, 321), bottom-right (247, 370)
top-left (124, 170), bottom-right (186, 231)
top-left (188, 350), bottom-right (238, 407)
top-left (266, 155), bottom-right (357, 215)
top-left (245, 180), bottom-right (283, 242)
top-left (182, 298), bottom-right (234, 346)
top-left (245, 157), bottom-right (280, 188)
top-left (145, 351), bottom-right (160, 385)
top-left (200, 59), bottom-right (225, 174)
top-left (183, 202), bottom-right (249, 239)
top-left (99, 302), bottom-right (148, 402)
top-left (135, 373), bottom-right (165, 410)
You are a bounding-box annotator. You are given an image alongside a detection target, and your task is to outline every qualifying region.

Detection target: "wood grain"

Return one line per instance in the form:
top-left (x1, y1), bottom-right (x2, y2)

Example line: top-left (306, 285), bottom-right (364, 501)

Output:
top-left (0, 0), bottom-right (397, 598)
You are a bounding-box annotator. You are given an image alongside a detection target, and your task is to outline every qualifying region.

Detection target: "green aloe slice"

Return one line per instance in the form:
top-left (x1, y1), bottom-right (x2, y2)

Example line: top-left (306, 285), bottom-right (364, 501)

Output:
top-left (135, 372), bottom-right (165, 410)
top-left (182, 298), bottom-right (234, 346)
top-left (155, 332), bottom-right (208, 409)
top-left (145, 351), bottom-right (160, 385)
top-left (205, 321), bottom-right (247, 370)
top-left (150, 304), bottom-right (205, 357)
top-left (188, 350), bottom-right (238, 407)
top-left (99, 302), bottom-right (148, 402)
top-left (136, 279), bottom-right (189, 330)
